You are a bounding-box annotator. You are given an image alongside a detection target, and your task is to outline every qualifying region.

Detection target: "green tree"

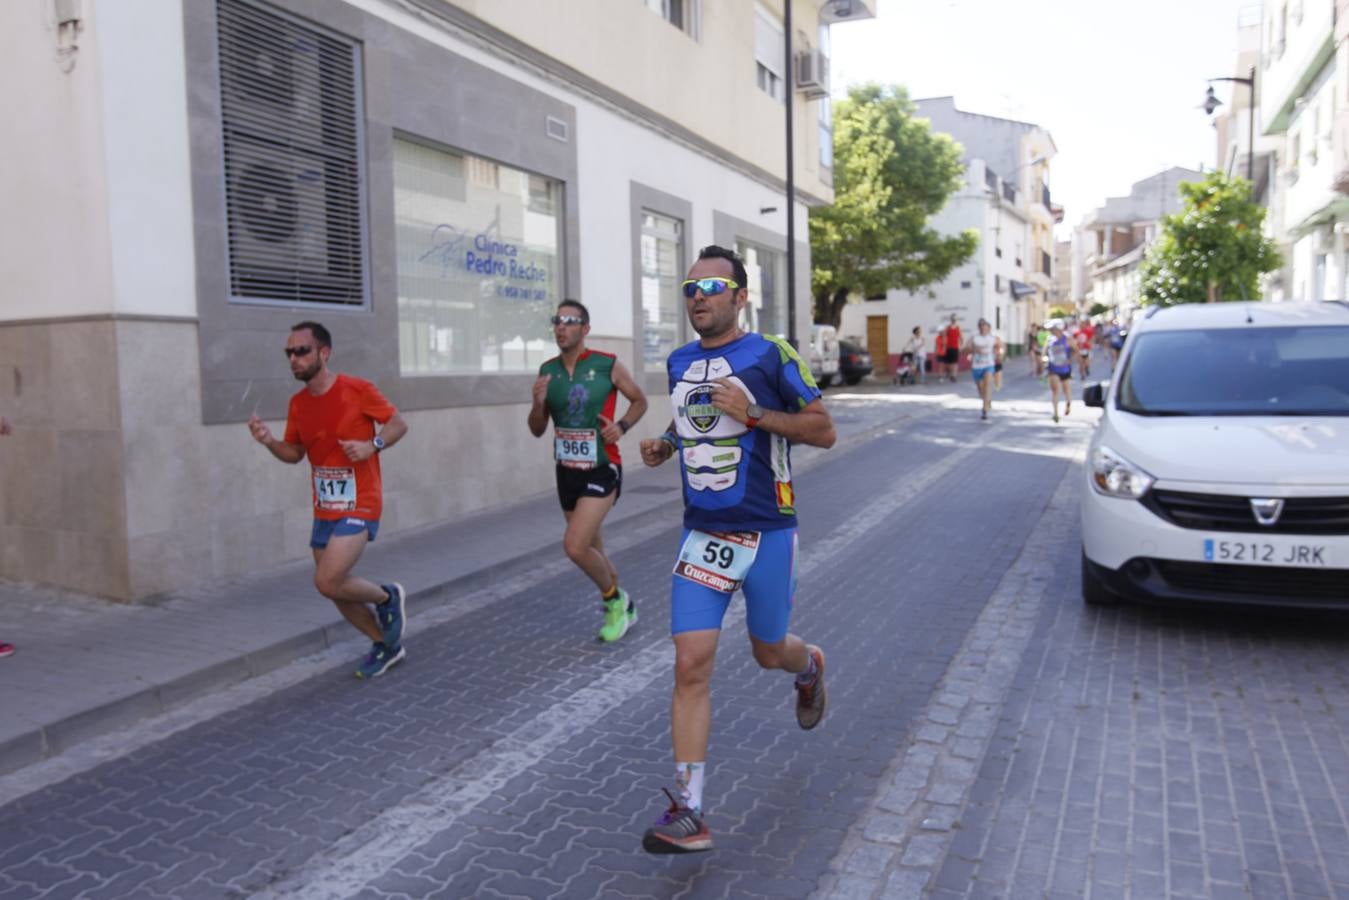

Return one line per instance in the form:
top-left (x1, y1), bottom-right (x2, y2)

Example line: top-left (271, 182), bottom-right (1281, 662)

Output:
top-left (1138, 171), bottom-right (1282, 305)
top-left (1087, 302), bottom-right (1112, 318)
top-left (810, 83), bottom-right (978, 328)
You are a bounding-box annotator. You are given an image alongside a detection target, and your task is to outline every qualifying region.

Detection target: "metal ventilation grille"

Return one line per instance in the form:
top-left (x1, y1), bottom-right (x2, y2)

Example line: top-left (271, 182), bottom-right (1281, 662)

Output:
top-left (217, 0), bottom-right (366, 306)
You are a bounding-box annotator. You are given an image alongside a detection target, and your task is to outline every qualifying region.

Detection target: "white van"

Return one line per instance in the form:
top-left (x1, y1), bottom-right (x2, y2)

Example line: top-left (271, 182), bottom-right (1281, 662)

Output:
top-left (810, 325), bottom-right (840, 388)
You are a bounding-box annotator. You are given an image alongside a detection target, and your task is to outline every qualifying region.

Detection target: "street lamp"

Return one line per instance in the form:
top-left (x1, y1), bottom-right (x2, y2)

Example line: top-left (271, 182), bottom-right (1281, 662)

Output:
top-left (1203, 66), bottom-right (1256, 185)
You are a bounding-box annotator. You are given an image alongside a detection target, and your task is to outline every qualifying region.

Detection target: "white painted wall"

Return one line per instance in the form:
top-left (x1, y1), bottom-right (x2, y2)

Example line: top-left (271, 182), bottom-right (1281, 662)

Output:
top-left (98, 1), bottom-right (197, 319)
top-left (1, 0), bottom-right (115, 321)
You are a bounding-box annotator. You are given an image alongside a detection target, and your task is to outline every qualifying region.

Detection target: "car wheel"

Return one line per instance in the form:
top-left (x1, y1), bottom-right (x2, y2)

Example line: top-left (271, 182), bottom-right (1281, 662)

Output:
top-left (1081, 550), bottom-right (1121, 607)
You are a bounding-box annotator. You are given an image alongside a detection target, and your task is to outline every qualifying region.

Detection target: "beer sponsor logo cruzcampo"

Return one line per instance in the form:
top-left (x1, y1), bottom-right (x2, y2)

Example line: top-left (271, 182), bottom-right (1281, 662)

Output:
top-left (680, 385), bottom-right (720, 433)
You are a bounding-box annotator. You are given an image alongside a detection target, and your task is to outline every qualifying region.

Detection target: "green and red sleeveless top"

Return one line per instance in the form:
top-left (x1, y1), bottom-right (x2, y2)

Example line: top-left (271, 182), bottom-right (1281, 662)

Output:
top-left (539, 350), bottom-right (622, 468)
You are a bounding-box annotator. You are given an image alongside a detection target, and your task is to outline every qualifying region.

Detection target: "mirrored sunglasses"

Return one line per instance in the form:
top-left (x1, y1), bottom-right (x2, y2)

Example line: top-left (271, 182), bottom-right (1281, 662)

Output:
top-left (550, 314), bottom-right (586, 326)
top-left (681, 277), bottom-right (739, 299)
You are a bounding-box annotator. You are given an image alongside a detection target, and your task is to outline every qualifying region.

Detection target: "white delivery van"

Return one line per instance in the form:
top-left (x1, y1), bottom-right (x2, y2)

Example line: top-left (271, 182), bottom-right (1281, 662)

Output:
top-left (810, 325), bottom-right (840, 388)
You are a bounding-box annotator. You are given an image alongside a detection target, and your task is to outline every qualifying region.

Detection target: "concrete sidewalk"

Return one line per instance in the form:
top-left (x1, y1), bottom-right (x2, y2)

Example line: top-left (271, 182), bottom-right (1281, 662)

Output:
top-left (0, 380), bottom-right (954, 777)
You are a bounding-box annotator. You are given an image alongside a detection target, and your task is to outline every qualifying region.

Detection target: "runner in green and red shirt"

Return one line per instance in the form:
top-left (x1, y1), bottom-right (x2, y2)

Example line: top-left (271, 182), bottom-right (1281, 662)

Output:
top-left (528, 299), bottom-right (648, 643)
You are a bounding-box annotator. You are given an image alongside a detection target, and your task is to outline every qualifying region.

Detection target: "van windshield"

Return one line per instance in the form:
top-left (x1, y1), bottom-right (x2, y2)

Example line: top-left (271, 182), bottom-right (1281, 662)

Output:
top-left (1116, 326), bottom-right (1349, 416)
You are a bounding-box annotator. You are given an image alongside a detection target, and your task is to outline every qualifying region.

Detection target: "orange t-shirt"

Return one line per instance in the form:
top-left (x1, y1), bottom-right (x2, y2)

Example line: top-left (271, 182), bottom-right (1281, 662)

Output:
top-left (283, 374), bottom-right (397, 521)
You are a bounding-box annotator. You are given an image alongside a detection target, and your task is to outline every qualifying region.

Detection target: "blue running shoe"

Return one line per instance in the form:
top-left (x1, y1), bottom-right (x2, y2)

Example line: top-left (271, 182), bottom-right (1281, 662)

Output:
top-left (378, 583), bottom-right (406, 647)
top-left (355, 642), bottom-right (405, 679)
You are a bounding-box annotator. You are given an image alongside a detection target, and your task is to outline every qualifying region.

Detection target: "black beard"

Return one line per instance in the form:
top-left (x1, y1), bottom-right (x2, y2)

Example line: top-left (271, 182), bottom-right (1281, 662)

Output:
top-left (293, 363), bottom-right (319, 382)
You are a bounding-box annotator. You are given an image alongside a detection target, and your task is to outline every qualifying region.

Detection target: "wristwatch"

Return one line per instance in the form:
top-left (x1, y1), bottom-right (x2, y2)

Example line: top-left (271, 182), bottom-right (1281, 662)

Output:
top-left (372, 435), bottom-right (386, 453)
top-left (744, 403), bottom-right (764, 429)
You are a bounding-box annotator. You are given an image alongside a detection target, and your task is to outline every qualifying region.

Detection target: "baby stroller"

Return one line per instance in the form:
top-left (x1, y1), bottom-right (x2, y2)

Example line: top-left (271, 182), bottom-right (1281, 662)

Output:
top-left (893, 352), bottom-right (916, 386)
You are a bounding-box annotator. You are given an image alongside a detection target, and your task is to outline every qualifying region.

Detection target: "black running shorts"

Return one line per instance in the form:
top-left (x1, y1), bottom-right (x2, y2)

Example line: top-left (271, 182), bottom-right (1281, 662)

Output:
top-left (555, 462), bottom-right (622, 512)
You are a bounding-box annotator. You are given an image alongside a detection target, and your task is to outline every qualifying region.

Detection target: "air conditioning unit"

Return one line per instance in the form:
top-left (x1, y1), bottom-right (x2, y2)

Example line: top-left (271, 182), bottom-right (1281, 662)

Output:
top-left (795, 49), bottom-right (829, 100)
top-left (218, 2), bottom-right (328, 147)
top-left (226, 136), bottom-right (359, 303)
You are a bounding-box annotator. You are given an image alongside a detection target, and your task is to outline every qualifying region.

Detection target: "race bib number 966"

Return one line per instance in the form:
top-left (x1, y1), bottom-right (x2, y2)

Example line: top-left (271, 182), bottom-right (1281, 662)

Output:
top-left (674, 530), bottom-right (761, 593)
top-left (313, 466), bottom-right (357, 511)
top-left (555, 427), bottom-right (598, 470)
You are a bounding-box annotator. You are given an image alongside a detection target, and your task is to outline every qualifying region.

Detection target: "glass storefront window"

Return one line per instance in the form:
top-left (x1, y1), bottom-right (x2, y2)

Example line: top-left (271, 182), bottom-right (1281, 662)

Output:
top-left (392, 138), bottom-right (563, 374)
top-left (640, 211), bottom-right (683, 370)
top-left (736, 241), bottom-right (786, 338)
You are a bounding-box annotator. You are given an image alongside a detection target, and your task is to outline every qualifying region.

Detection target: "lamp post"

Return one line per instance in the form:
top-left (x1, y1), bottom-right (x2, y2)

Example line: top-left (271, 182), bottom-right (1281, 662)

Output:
top-left (1203, 65), bottom-right (1256, 185)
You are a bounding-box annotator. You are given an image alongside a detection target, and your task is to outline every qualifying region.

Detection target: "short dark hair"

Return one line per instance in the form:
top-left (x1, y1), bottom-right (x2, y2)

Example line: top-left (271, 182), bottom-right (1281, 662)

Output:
top-left (912, 326), bottom-right (921, 335)
top-left (557, 299), bottom-right (589, 324)
top-left (292, 320), bottom-right (331, 349)
top-left (696, 245), bottom-right (748, 290)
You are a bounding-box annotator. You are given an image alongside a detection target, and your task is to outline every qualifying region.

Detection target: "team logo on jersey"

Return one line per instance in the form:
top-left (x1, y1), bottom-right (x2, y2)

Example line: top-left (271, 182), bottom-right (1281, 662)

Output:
top-left (682, 385), bottom-right (721, 433)
top-left (566, 384), bottom-right (589, 424)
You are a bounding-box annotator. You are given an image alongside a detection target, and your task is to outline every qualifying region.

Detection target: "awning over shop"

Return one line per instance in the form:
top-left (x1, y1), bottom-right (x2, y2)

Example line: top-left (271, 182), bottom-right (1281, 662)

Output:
top-left (1009, 279), bottom-right (1036, 299)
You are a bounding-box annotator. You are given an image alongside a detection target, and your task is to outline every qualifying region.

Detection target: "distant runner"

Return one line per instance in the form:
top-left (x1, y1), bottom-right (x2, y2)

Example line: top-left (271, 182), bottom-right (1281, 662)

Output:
top-left (1044, 322), bottom-right (1074, 423)
top-left (963, 318), bottom-right (1004, 421)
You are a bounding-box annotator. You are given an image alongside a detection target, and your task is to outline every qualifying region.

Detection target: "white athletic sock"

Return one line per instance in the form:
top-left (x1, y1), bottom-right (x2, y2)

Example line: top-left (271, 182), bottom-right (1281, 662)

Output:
top-left (675, 762), bottom-right (705, 812)
top-left (795, 651), bottom-right (819, 685)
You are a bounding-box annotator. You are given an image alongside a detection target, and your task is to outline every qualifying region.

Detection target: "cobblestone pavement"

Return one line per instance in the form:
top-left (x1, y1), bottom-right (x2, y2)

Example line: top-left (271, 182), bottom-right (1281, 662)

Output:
top-left (4, 370), bottom-right (1347, 899)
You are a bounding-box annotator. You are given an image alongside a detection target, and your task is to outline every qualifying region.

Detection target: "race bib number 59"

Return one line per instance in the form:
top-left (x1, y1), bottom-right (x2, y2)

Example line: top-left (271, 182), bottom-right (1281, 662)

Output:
top-left (313, 466), bottom-right (357, 512)
top-left (674, 530), bottom-right (761, 593)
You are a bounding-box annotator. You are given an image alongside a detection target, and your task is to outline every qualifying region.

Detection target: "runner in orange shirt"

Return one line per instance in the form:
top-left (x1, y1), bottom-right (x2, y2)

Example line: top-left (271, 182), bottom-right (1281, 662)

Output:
top-left (248, 321), bottom-right (410, 679)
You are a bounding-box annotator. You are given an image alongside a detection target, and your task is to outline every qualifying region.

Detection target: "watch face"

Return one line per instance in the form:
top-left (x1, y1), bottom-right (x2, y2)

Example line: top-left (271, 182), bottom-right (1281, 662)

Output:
top-left (747, 403), bottom-right (764, 419)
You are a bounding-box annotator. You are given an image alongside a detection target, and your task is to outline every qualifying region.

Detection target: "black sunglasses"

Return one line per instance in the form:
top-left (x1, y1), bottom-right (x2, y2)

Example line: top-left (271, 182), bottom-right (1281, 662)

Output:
top-left (284, 346), bottom-right (314, 358)
top-left (550, 314), bottom-right (586, 326)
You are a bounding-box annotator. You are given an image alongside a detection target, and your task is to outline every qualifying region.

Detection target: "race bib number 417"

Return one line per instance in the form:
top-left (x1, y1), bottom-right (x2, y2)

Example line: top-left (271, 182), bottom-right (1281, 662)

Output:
top-left (674, 530), bottom-right (761, 593)
top-left (313, 466), bottom-right (357, 511)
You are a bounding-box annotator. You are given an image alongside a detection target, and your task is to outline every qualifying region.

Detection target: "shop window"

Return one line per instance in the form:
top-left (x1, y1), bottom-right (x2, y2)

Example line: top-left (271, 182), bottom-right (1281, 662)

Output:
top-left (392, 138), bottom-right (563, 374)
top-left (640, 211), bottom-right (684, 370)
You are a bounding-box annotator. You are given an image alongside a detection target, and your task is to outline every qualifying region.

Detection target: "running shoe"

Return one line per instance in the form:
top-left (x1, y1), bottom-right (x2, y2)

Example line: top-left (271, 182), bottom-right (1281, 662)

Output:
top-left (795, 645), bottom-right (827, 730)
top-left (355, 642), bottom-right (405, 679)
top-left (642, 788), bottom-right (712, 854)
top-left (598, 590), bottom-right (637, 643)
top-left (378, 582), bottom-right (406, 647)
top-left (1053, 412), bottom-right (1060, 423)
top-left (980, 411), bottom-right (988, 421)
top-left (0, 642), bottom-right (13, 659)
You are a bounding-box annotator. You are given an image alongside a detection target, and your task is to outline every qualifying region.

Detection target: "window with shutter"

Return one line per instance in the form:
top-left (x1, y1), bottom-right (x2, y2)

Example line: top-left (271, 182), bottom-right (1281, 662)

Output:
top-left (217, 0), bottom-right (367, 307)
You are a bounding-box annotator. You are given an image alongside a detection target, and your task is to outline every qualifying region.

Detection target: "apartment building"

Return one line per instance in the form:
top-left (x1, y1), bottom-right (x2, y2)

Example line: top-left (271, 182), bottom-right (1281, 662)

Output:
top-left (839, 98), bottom-right (1058, 366)
top-left (1073, 168), bottom-right (1201, 323)
top-left (0, 0), bottom-right (874, 600)
top-left (1261, 0), bottom-right (1344, 299)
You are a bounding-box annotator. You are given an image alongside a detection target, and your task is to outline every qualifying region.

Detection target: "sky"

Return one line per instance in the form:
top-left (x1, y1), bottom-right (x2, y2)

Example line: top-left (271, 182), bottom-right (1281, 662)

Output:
top-left (828, 0), bottom-right (1259, 238)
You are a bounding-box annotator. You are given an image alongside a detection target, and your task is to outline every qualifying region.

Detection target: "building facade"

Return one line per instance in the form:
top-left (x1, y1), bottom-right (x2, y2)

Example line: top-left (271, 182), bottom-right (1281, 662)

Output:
top-left (1072, 167), bottom-right (1202, 323)
top-left (1261, 0), bottom-right (1345, 300)
top-left (839, 98), bottom-right (1057, 367)
top-left (0, 0), bottom-right (873, 600)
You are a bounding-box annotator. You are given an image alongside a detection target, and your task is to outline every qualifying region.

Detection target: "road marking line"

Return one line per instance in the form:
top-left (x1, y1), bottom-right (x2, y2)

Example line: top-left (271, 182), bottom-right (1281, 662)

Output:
top-left (257, 427), bottom-right (1009, 898)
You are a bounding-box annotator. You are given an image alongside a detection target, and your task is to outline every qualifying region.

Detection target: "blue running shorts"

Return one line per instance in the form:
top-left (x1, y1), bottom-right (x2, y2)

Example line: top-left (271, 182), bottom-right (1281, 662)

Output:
top-left (670, 527), bottom-right (798, 643)
top-left (310, 517), bottom-right (380, 549)
top-left (972, 366), bottom-right (995, 383)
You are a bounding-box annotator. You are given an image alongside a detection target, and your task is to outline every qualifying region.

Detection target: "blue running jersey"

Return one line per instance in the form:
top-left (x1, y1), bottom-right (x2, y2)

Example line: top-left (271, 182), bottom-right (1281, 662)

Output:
top-left (667, 333), bottom-right (821, 532)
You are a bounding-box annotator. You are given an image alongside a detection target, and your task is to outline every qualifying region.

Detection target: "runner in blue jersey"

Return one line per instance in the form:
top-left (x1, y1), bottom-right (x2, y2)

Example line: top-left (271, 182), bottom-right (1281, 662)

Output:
top-left (637, 245), bottom-right (837, 854)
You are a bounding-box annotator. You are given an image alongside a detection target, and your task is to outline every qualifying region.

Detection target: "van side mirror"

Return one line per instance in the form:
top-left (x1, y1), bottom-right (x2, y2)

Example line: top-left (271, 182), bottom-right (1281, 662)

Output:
top-left (1083, 383), bottom-right (1106, 408)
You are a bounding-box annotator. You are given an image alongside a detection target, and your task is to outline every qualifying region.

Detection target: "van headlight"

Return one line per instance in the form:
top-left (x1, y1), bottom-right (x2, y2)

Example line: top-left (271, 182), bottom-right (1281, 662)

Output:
top-left (1090, 446), bottom-right (1155, 499)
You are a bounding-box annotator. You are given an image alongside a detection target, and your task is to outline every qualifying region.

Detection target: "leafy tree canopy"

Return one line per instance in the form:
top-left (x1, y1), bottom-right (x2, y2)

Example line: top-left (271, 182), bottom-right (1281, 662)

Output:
top-left (810, 83), bottom-right (978, 327)
top-left (1087, 302), bottom-right (1112, 318)
top-left (1138, 171), bottom-right (1281, 305)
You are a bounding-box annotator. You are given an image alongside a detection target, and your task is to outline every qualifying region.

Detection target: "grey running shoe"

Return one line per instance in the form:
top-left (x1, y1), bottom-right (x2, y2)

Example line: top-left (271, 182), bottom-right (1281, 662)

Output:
top-left (355, 642), bottom-right (405, 679)
top-left (794, 645), bottom-right (827, 730)
top-left (378, 582), bottom-right (406, 647)
top-left (642, 788), bottom-right (712, 854)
